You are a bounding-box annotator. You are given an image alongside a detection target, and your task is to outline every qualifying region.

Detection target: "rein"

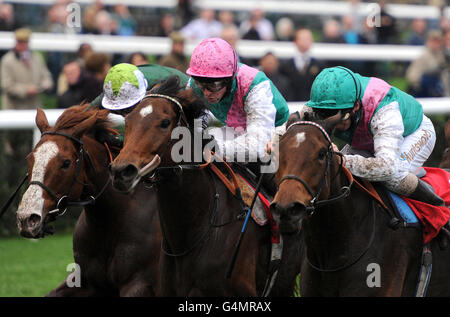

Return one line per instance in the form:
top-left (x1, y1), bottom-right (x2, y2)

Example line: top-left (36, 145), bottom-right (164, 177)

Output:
top-left (278, 121), bottom-right (352, 215)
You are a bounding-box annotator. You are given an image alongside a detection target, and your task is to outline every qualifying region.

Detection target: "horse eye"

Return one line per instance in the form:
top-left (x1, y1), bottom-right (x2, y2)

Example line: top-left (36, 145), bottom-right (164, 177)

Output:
top-left (160, 119), bottom-right (171, 128)
top-left (318, 148), bottom-right (327, 160)
top-left (62, 160), bottom-right (71, 169)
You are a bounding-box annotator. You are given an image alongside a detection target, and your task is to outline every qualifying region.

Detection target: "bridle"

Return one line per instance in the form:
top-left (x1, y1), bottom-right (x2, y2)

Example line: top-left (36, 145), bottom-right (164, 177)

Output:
top-left (28, 131), bottom-right (110, 219)
top-left (134, 93), bottom-right (235, 257)
top-left (278, 121), bottom-right (352, 216)
top-left (278, 120), bottom-right (378, 273)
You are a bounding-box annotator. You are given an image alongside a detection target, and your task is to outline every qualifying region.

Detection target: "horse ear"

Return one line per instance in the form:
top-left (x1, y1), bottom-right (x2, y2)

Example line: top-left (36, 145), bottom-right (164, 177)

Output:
top-left (286, 111), bottom-right (301, 129)
top-left (177, 88), bottom-right (195, 108)
top-left (322, 111), bottom-right (343, 135)
top-left (72, 113), bottom-right (98, 139)
top-left (36, 108), bottom-right (50, 133)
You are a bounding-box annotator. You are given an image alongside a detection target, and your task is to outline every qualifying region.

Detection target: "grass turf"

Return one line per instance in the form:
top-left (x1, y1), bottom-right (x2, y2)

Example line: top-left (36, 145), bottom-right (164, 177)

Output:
top-left (0, 233), bottom-right (74, 297)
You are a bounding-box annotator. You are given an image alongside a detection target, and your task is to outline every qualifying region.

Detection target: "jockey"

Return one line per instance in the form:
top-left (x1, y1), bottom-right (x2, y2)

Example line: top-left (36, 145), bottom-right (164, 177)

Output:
top-left (90, 63), bottom-right (189, 115)
top-left (186, 37), bottom-right (289, 170)
top-left (303, 66), bottom-right (444, 206)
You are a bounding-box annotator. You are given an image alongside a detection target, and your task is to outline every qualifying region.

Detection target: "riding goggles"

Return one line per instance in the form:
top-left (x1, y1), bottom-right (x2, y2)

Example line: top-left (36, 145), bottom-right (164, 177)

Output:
top-left (194, 79), bottom-right (228, 92)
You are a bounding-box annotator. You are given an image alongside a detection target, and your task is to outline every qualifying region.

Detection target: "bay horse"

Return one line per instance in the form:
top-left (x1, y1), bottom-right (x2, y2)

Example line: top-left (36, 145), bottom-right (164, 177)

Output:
top-left (270, 112), bottom-right (450, 296)
top-left (109, 76), bottom-right (302, 296)
top-left (439, 119), bottom-right (450, 169)
top-left (16, 105), bottom-right (161, 296)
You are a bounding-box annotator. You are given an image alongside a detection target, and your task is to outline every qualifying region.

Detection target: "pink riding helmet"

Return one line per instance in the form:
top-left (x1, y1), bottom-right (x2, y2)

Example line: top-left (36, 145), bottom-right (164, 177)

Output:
top-left (186, 37), bottom-right (238, 78)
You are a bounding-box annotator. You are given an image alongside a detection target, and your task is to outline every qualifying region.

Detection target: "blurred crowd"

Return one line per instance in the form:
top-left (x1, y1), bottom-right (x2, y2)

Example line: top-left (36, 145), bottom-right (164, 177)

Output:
top-left (0, 0), bottom-right (449, 113)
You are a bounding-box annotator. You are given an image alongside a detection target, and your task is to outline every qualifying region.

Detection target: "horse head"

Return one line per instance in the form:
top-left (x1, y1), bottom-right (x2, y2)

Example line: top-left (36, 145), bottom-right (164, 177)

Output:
top-left (110, 75), bottom-right (208, 193)
top-left (17, 105), bottom-right (110, 238)
top-left (270, 111), bottom-right (344, 235)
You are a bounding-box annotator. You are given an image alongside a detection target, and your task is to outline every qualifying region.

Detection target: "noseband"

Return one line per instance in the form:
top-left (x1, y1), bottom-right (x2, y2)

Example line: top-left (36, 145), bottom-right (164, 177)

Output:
top-left (278, 121), bottom-right (352, 215)
top-left (29, 131), bottom-right (108, 219)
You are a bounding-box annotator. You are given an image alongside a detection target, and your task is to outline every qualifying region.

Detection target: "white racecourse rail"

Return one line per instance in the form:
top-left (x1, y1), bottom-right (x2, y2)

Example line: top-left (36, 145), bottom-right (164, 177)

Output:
top-left (1, 98), bottom-right (449, 147)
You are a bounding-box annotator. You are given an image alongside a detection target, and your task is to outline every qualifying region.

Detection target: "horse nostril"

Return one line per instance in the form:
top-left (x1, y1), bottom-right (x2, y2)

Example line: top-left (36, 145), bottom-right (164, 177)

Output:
top-left (26, 214), bottom-right (42, 229)
top-left (120, 164), bottom-right (139, 180)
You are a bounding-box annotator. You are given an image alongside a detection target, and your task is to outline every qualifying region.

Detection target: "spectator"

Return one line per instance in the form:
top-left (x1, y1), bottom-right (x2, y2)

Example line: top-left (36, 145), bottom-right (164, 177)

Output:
top-left (0, 3), bottom-right (18, 32)
top-left (180, 9), bottom-right (222, 41)
top-left (81, 4), bottom-right (99, 34)
top-left (84, 52), bottom-right (111, 84)
top-left (175, 0), bottom-right (195, 29)
top-left (341, 15), bottom-right (367, 45)
top-left (0, 28), bottom-right (53, 109)
top-left (0, 27), bottom-right (53, 184)
top-left (56, 43), bottom-right (94, 96)
top-left (406, 29), bottom-right (446, 97)
top-left (112, 4), bottom-right (137, 36)
top-left (259, 52), bottom-right (291, 100)
top-left (77, 43), bottom-right (94, 67)
top-left (126, 52), bottom-right (149, 66)
top-left (47, 3), bottom-right (75, 34)
top-left (321, 19), bottom-right (346, 68)
top-left (0, 3), bottom-right (18, 59)
top-left (157, 13), bottom-right (175, 37)
top-left (239, 8), bottom-right (274, 41)
top-left (348, 0), bottom-right (364, 33)
top-left (360, 18), bottom-right (378, 45)
top-left (241, 14), bottom-right (261, 41)
top-left (220, 24), bottom-right (253, 66)
top-left (57, 61), bottom-right (103, 108)
top-left (158, 31), bottom-right (189, 73)
top-left (442, 30), bottom-right (450, 96)
top-left (322, 19), bottom-right (345, 43)
top-left (275, 17), bottom-right (294, 41)
top-left (218, 10), bottom-right (236, 29)
top-left (376, 0), bottom-right (397, 44)
top-left (407, 18), bottom-right (428, 46)
top-left (95, 10), bottom-right (118, 35)
top-left (279, 28), bottom-right (323, 101)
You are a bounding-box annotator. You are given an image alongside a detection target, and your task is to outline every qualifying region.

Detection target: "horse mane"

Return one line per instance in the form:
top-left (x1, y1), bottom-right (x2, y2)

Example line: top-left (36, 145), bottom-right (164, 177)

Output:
top-left (150, 75), bottom-right (209, 123)
top-left (53, 104), bottom-right (113, 139)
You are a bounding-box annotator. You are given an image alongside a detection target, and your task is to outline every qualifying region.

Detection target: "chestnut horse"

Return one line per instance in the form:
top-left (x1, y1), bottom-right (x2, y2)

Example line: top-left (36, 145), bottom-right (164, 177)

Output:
top-left (439, 119), bottom-right (450, 169)
top-left (270, 113), bottom-right (450, 296)
top-left (16, 105), bottom-right (161, 296)
top-left (109, 76), bottom-right (302, 296)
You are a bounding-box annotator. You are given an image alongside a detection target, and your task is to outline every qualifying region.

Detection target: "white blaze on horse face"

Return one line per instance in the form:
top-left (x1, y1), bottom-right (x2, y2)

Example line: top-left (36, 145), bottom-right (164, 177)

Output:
top-left (140, 104), bottom-right (153, 118)
top-left (295, 132), bottom-right (306, 147)
top-left (17, 141), bottom-right (59, 220)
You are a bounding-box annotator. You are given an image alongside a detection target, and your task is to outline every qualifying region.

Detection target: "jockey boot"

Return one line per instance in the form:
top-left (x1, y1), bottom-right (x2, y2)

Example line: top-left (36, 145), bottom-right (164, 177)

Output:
top-left (408, 178), bottom-right (445, 207)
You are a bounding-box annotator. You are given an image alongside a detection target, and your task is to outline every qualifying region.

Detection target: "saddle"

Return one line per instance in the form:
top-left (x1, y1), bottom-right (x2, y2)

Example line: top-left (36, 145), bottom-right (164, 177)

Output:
top-left (207, 160), bottom-right (279, 243)
top-left (355, 167), bottom-right (450, 246)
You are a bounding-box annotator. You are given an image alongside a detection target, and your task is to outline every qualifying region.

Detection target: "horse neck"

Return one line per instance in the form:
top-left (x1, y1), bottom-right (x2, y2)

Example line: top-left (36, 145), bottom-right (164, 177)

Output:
top-left (156, 168), bottom-right (217, 255)
top-left (80, 136), bottom-right (116, 217)
top-left (304, 160), bottom-right (373, 265)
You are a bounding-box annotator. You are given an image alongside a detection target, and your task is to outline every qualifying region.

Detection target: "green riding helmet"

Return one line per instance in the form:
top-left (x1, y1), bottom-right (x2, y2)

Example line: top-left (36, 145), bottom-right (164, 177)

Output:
top-left (102, 63), bottom-right (148, 111)
top-left (306, 66), bottom-right (361, 110)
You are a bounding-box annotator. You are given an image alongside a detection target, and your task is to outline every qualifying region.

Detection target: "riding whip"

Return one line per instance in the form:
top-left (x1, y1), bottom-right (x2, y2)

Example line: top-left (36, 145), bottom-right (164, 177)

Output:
top-left (226, 171), bottom-right (264, 279)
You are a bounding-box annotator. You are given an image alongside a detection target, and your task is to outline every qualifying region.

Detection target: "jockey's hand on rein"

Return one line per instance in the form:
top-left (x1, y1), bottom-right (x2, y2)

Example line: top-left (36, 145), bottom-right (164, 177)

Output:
top-left (332, 143), bottom-right (346, 165)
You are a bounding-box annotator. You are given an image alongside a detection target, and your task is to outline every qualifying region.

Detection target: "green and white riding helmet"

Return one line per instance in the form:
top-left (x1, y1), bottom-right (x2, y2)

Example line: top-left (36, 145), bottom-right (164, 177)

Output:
top-left (102, 63), bottom-right (148, 111)
top-left (306, 66), bottom-right (362, 111)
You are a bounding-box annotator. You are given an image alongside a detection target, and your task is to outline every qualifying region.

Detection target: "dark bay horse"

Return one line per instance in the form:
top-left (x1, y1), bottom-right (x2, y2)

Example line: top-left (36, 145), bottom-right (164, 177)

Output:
top-left (16, 105), bottom-right (161, 296)
top-left (109, 76), bottom-right (302, 296)
top-left (270, 113), bottom-right (450, 296)
top-left (439, 119), bottom-right (450, 169)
